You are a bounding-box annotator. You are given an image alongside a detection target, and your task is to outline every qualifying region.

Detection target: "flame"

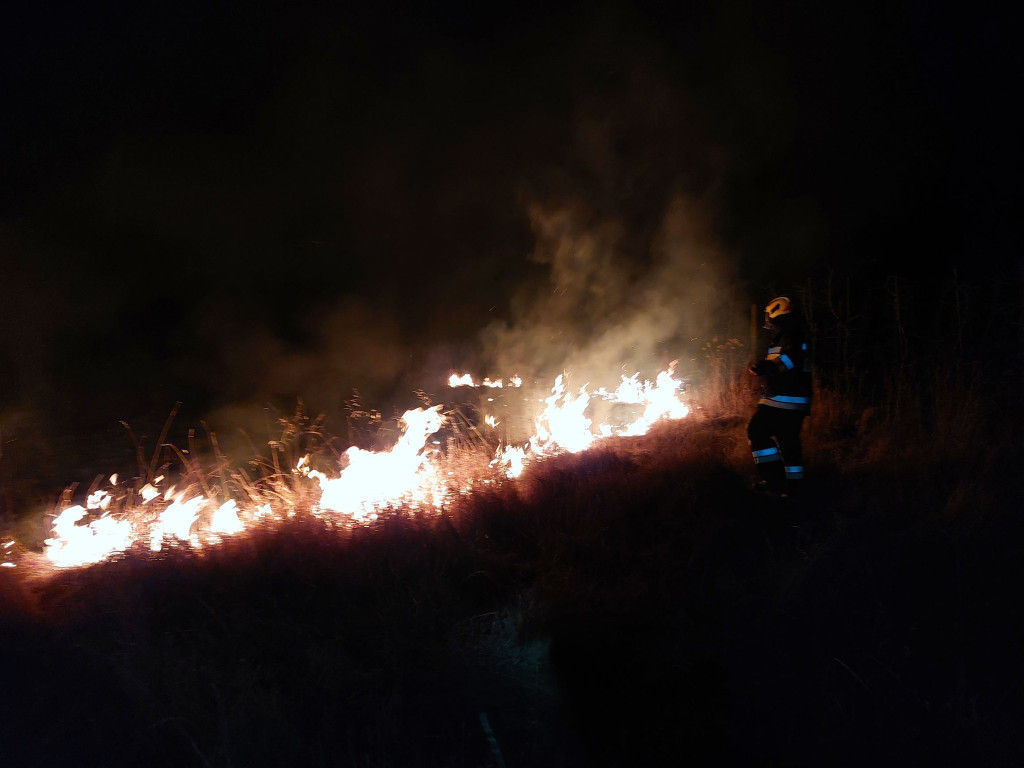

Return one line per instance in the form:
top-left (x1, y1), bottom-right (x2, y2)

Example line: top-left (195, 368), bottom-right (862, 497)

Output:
top-left (613, 368), bottom-right (690, 436)
top-left (532, 374), bottom-right (596, 454)
top-left (520, 364), bottom-right (689, 455)
top-left (447, 373), bottom-right (522, 389)
top-left (491, 444), bottom-right (527, 478)
top-left (306, 406), bottom-right (445, 520)
top-left (149, 493), bottom-right (207, 551)
top-left (22, 365), bottom-right (688, 570)
top-left (44, 506), bottom-right (135, 569)
top-left (210, 499), bottom-right (245, 536)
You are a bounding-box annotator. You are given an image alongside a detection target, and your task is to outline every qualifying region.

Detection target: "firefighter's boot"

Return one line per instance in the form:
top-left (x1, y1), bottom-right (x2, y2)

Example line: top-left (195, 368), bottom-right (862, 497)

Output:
top-left (752, 460), bottom-right (787, 497)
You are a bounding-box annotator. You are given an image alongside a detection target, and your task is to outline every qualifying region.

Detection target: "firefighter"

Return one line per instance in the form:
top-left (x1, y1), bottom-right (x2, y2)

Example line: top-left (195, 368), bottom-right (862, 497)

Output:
top-left (747, 295), bottom-right (812, 498)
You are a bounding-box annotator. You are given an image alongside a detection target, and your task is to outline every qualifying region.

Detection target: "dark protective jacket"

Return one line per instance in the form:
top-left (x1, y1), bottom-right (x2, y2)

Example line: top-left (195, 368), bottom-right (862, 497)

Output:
top-left (752, 315), bottom-right (813, 412)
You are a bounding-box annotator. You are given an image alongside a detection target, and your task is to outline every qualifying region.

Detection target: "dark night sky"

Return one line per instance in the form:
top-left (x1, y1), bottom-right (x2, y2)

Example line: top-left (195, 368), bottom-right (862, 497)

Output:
top-left (0, 0), bottom-right (1019, 478)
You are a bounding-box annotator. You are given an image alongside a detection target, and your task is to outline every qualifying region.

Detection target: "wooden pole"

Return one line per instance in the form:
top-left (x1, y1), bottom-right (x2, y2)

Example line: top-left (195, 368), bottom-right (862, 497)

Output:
top-left (750, 302), bottom-right (759, 357)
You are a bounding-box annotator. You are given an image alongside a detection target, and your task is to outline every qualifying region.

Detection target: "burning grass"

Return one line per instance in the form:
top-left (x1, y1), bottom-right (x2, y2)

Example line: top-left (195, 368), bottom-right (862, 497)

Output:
top-left (1, 365), bottom-right (689, 572)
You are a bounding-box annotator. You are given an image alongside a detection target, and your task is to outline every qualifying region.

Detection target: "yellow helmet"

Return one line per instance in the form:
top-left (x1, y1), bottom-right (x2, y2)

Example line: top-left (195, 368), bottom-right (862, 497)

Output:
top-left (764, 296), bottom-right (792, 319)
top-left (763, 296), bottom-right (792, 329)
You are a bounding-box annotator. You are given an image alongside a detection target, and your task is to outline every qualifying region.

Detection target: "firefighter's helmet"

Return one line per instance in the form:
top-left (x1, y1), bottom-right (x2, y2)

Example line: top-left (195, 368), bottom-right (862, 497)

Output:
top-left (765, 296), bottom-right (792, 319)
top-left (763, 296), bottom-right (792, 328)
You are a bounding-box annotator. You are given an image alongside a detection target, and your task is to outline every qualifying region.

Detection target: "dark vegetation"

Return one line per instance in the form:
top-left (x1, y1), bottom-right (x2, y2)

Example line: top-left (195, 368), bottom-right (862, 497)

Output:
top-left (1, 271), bottom-right (1023, 767)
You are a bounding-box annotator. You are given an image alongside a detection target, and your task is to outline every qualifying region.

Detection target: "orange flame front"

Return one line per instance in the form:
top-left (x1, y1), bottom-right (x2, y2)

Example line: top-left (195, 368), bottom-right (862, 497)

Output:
top-left (21, 365), bottom-right (688, 570)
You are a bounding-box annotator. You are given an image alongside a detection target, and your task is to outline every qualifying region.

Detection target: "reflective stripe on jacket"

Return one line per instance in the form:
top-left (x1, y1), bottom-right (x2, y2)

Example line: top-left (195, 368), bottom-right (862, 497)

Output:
top-left (757, 330), bottom-right (813, 412)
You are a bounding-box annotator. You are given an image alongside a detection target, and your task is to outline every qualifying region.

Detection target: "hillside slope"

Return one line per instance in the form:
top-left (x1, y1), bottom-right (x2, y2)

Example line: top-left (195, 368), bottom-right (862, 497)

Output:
top-left (1, 413), bottom-right (1021, 767)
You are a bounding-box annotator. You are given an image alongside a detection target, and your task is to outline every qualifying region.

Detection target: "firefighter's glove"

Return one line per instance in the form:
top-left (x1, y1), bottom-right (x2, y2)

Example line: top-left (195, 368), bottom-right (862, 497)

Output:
top-left (749, 360), bottom-right (773, 376)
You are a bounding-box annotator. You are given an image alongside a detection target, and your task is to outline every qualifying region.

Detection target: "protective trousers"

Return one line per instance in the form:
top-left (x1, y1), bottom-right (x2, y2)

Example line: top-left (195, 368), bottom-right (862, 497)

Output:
top-left (747, 404), bottom-right (807, 495)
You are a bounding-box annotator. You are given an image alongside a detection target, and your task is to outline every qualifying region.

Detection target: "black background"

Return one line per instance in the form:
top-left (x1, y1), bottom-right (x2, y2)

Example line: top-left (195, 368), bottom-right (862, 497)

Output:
top-left (1, 0), bottom-right (1019, 481)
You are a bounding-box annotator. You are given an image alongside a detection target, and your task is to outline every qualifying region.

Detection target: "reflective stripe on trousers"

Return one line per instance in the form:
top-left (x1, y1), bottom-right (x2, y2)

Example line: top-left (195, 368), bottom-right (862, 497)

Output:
top-left (752, 446), bottom-right (782, 464)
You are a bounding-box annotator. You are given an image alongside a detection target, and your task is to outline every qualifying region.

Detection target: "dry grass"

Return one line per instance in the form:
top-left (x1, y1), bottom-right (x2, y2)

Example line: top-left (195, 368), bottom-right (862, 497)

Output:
top-left (0, 367), bottom-right (1022, 767)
